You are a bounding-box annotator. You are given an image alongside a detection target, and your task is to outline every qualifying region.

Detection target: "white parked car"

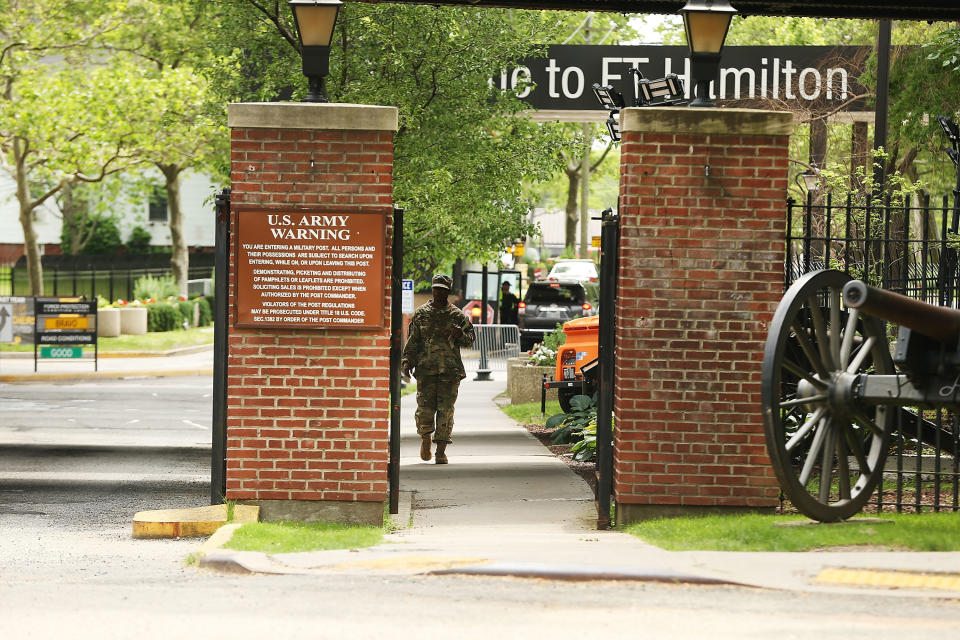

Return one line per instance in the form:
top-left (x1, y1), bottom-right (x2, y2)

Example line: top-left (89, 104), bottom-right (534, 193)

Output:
top-left (547, 259), bottom-right (599, 282)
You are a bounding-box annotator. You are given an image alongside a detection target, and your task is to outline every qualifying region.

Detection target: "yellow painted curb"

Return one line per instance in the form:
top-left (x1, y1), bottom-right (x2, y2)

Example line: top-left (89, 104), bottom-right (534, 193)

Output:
top-left (0, 368), bottom-right (213, 382)
top-left (328, 556), bottom-right (489, 572)
top-left (817, 567), bottom-right (960, 591)
top-left (133, 504), bottom-right (259, 539)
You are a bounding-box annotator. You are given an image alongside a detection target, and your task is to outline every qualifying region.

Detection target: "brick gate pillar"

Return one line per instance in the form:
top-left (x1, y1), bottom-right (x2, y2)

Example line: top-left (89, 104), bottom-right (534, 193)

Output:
top-left (225, 103), bottom-right (398, 525)
top-left (614, 108), bottom-right (793, 523)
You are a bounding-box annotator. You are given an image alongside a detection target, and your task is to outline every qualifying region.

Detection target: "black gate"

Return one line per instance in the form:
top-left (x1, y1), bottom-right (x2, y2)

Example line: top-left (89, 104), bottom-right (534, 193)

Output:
top-left (787, 194), bottom-right (960, 514)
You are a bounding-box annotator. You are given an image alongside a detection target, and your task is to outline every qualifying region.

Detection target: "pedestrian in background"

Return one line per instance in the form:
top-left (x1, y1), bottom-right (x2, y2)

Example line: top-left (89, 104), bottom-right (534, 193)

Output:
top-left (499, 281), bottom-right (519, 325)
top-left (401, 274), bottom-right (475, 464)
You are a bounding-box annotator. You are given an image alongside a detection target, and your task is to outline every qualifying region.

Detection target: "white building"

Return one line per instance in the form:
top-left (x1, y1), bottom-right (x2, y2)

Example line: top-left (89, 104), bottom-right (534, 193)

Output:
top-left (0, 171), bottom-right (221, 264)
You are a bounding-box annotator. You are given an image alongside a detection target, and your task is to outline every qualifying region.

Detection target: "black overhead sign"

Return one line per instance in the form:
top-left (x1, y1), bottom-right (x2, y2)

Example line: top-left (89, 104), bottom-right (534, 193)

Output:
top-left (492, 45), bottom-right (869, 112)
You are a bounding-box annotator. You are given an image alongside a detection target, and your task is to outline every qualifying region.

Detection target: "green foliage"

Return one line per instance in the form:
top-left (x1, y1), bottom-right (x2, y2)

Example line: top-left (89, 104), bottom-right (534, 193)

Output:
top-left (126, 226), bottom-right (153, 254)
top-left (145, 302), bottom-right (184, 332)
top-left (134, 274), bottom-right (178, 301)
top-left (223, 521), bottom-right (384, 553)
top-left (177, 300), bottom-right (195, 327)
top-left (500, 399), bottom-right (564, 426)
top-left (196, 297), bottom-right (212, 327)
top-left (623, 512), bottom-right (960, 552)
top-left (527, 323), bottom-right (566, 365)
top-left (203, 2), bottom-right (574, 279)
top-left (549, 393), bottom-right (597, 451)
top-left (60, 215), bottom-right (123, 255)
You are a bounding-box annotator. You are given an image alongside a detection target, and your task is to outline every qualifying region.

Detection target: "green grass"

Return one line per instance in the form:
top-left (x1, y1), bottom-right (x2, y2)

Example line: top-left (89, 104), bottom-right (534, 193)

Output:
top-left (500, 399), bottom-right (564, 426)
top-left (623, 512), bottom-right (960, 552)
top-left (402, 381), bottom-right (416, 397)
top-left (223, 520), bottom-right (384, 553)
top-left (0, 325), bottom-right (214, 353)
top-left (0, 267), bottom-right (10, 296)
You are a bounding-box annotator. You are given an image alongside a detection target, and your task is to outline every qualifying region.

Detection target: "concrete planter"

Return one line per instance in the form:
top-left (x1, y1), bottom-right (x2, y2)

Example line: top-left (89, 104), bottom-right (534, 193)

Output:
top-left (120, 307), bottom-right (148, 335)
top-left (98, 307), bottom-right (121, 337)
top-left (506, 357), bottom-right (557, 405)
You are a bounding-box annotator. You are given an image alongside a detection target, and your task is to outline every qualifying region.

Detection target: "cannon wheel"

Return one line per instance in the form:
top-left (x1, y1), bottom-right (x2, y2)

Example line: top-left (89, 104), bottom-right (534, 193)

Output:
top-left (762, 270), bottom-right (894, 522)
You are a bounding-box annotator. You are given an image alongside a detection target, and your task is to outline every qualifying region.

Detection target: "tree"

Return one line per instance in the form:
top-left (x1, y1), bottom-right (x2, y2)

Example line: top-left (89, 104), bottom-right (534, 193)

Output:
top-left (201, 1), bottom-right (573, 279)
top-left (104, 1), bottom-right (228, 297)
top-left (0, 1), bottom-right (149, 295)
top-left (550, 12), bottom-right (637, 254)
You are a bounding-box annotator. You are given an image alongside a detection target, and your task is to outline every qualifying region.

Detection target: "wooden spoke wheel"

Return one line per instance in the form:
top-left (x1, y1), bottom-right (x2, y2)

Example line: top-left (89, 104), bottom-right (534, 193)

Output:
top-left (761, 270), bottom-right (894, 522)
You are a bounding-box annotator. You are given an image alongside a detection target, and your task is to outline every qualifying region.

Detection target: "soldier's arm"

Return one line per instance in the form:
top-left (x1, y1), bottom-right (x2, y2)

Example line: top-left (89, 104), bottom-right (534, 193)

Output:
top-left (401, 317), bottom-right (422, 370)
top-left (453, 312), bottom-right (474, 347)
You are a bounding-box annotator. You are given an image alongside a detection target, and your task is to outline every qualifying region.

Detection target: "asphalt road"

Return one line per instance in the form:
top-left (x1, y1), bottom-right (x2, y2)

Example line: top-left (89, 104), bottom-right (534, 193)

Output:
top-left (0, 376), bottom-right (213, 447)
top-left (2, 377), bottom-right (960, 638)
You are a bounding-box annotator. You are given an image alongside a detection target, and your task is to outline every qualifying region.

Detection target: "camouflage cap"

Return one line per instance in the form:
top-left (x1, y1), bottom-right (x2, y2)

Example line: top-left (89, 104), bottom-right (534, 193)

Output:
top-left (431, 274), bottom-right (453, 290)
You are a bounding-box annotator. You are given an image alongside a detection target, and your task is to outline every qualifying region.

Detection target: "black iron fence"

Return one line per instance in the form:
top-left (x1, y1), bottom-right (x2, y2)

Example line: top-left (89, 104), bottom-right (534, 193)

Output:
top-left (787, 193), bottom-right (960, 514)
top-left (5, 253), bottom-right (216, 301)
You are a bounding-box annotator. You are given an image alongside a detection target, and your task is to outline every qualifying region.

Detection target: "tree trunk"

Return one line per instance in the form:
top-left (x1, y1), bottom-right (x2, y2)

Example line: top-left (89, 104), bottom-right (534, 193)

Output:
top-left (14, 138), bottom-right (43, 296)
top-left (564, 166), bottom-right (580, 250)
top-left (60, 182), bottom-right (96, 255)
top-left (161, 164), bottom-right (188, 297)
top-left (579, 123), bottom-right (591, 259)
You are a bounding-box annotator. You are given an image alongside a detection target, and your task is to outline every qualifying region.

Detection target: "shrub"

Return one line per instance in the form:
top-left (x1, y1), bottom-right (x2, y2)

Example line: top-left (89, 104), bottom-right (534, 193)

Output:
top-left (526, 323), bottom-right (566, 366)
top-left (196, 297), bottom-right (212, 327)
top-left (134, 274), bottom-right (178, 301)
top-left (146, 302), bottom-right (183, 332)
top-left (177, 300), bottom-right (195, 327)
top-left (126, 226), bottom-right (153, 254)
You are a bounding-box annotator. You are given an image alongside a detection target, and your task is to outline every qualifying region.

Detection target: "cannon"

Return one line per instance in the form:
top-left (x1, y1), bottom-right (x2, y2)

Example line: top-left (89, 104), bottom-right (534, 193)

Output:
top-left (761, 270), bottom-right (960, 521)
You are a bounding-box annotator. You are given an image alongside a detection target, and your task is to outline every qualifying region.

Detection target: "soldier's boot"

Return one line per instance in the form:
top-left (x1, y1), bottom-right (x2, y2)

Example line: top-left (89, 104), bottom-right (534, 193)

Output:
top-left (420, 436), bottom-right (432, 461)
top-left (434, 442), bottom-right (448, 465)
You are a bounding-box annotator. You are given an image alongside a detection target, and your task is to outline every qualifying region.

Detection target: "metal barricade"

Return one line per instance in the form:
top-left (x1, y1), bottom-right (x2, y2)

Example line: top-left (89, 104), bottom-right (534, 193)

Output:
top-left (462, 324), bottom-right (520, 376)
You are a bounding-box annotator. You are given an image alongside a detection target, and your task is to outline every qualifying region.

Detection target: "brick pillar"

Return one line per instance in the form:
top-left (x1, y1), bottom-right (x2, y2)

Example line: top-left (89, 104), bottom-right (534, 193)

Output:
top-left (615, 107), bottom-right (792, 523)
top-left (225, 103), bottom-right (398, 524)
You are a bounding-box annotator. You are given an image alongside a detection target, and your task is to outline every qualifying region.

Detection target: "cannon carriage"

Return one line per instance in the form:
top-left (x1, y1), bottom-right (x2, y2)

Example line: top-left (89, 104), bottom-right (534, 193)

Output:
top-left (761, 269), bottom-right (960, 522)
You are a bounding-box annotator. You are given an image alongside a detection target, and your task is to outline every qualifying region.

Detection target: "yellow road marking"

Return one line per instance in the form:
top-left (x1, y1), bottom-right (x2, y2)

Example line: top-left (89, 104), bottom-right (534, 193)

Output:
top-left (817, 567), bottom-right (960, 591)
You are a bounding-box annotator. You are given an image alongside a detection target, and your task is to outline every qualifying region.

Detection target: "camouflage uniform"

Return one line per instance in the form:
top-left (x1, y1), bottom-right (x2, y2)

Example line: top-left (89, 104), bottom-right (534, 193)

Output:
top-left (401, 299), bottom-right (475, 443)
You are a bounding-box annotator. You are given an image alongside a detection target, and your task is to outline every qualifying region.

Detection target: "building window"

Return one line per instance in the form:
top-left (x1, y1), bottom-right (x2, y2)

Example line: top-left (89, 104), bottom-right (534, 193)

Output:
top-left (149, 186), bottom-right (167, 223)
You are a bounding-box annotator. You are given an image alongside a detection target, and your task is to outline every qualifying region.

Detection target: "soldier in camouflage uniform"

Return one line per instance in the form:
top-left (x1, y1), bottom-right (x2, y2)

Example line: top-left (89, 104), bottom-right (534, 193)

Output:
top-left (401, 274), bottom-right (475, 464)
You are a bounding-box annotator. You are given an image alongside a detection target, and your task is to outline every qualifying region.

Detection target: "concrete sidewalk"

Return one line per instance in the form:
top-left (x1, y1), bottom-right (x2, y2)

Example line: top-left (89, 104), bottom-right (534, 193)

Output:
top-left (199, 373), bottom-right (960, 599)
top-left (0, 345), bottom-right (214, 382)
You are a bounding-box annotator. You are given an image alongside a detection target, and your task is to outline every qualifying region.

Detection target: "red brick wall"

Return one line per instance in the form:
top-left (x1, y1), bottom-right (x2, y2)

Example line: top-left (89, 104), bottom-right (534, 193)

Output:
top-left (226, 116), bottom-right (394, 508)
top-left (614, 109), bottom-right (791, 517)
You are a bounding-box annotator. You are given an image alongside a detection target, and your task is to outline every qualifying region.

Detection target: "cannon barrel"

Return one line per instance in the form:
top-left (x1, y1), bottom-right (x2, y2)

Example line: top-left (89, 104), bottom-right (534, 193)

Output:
top-left (841, 280), bottom-right (960, 344)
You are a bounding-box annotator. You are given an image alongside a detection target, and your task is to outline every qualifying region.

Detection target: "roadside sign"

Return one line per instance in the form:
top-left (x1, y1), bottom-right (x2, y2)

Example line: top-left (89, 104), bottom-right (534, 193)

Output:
top-left (0, 302), bottom-right (12, 343)
top-left (401, 279), bottom-right (414, 314)
top-left (44, 316), bottom-right (90, 330)
top-left (0, 296), bottom-right (34, 345)
top-left (591, 236), bottom-right (601, 248)
top-left (40, 346), bottom-right (83, 359)
top-left (33, 297), bottom-right (98, 372)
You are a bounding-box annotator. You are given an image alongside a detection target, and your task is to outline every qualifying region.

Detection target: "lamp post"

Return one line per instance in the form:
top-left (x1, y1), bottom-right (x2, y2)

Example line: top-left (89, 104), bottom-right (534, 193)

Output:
top-left (680, 0), bottom-right (737, 108)
top-left (289, 0), bottom-right (342, 103)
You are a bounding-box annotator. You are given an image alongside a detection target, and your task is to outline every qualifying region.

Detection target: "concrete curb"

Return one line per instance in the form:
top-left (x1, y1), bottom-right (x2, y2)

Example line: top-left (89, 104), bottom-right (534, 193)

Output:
top-left (0, 343), bottom-right (214, 359)
top-left (429, 562), bottom-right (756, 586)
top-left (0, 368), bottom-right (213, 382)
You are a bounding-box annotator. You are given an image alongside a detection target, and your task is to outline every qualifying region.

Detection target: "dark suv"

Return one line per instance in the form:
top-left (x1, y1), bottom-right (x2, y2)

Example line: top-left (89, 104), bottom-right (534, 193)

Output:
top-left (518, 280), bottom-right (599, 351)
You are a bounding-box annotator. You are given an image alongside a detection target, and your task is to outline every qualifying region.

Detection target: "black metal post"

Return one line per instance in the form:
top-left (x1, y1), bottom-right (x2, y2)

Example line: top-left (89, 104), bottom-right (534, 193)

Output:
top-left (211, 187), bottom-right (230, 505)
top-left (474, 263), bottom-right (492, 381)
top-left (389, 208), bottom-right (404, 515)
top-left (873, 20), bottom-right (891, 194)
top-left (595, 208), bottom-right (618, 530)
